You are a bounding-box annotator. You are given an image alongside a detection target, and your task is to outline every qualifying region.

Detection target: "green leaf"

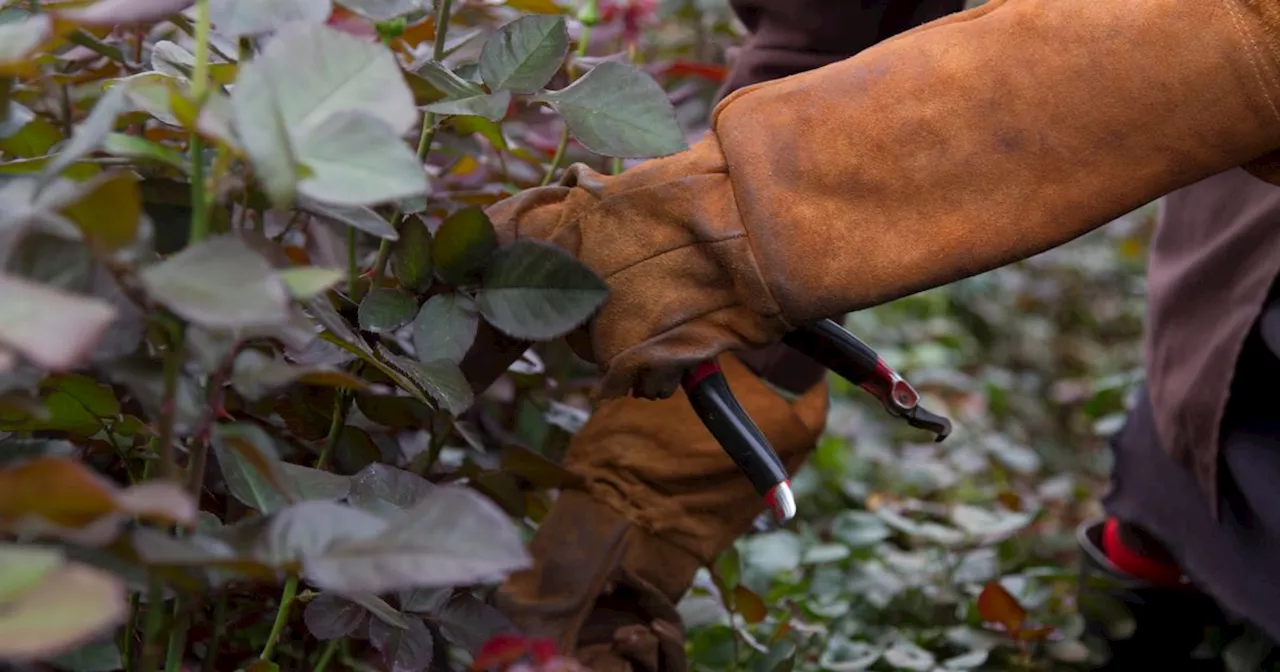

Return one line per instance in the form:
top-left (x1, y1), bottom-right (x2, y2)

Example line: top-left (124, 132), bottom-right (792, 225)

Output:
top-left (47, 374), bottom-right (120, 418)
top-left (882, 641), bottom-right (936, 671)
top-left (230, 349), bottom-right (369, 401)
top-left (229, 22), bottom-right (426, 207)
top-left (56, 170), bottom-right (142, 253)
top-left (301, 485), bottom-right (532, 594)
top-left (257, 500), bottom-right (389, 566)
top-left (48, 637), bottom-right (123, 672)
top-left (358, 289), bottom-right (418, 334)
top-left (830, 511), bottom-right (891, 548)
top-left (0, 547), bottom-right (127, 664)
top-left (377, 346), bottom-right (474, 416)
top-left (347, 591), bottom-right (411, 630)
top-left (0, 272), bottom-right (118, 371)
top-left (138, 235), bottom-right (292, 329)
top-left (0, 545), bottom-right (61, 603)
top-left (229, 56), bottom-right (299, 207)
top-left (289, 109), bottom-right (430, 207)
top-left (446, 115), bottom-right (508, 151)
top-left (301, 197), bottom-right (399, 241)
top-left (0, 15), bottom-right (55, 76)
top-left (211, 422), bottom-right (296, 514)
top-left (415, 60), bottom-right (484, 99)
top-left (348, 463), bottom-right (437, 512)
top-left (36, 84), bottom-right (131, 192)
top-left (339, 0), bottom-right (424, 21)
top-left (277, 266), bottom-right (345, 299)
top-left (476, 240), bottom-right (608, 340)
top-left (210, 0), bottom-right (332, 38)
top-left (817, 638), bottom-right (880, 672)
top-left (435, 592), bottom-right (515, 654)
top-left (534, 61), bottom-right (687, 159)
top-left (0, 103), bottom-right (61, 158)
top-left (57, 0), bottom-right (193, 26)
top-left (391, 217), bottom-right (434, 293)
top-left (423, 91), bottom-right (511, 123)
top-left (280, 463), bottom-right (352, 503)
top-left (399, 587), bottom-right (451, 614)
top-left (479, 15), bottom-right (568, 94)
top-left (431, 206), bottom-right (497, 286)
top-left (369, 616), bottom-right (434, 672)
top-left (101, 133), bottom-right (189, 171)
top-left (303, 593), bottom-right (369, 640)
top-left (412, 294), bottom-right (478, 364)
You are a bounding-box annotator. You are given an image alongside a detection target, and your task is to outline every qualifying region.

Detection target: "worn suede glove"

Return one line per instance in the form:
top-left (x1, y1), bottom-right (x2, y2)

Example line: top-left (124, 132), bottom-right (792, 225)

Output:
top-left (494, 354), bottom-right (829, 671)
top-left (486, 0), bottom-right (1280, 402)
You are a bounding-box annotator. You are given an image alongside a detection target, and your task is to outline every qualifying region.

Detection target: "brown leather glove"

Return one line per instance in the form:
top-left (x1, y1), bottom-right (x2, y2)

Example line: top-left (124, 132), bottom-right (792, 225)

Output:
top-left (486, 0), bottom-right (1280, 403)
top-left (494, 354), bottom-right (829, 671)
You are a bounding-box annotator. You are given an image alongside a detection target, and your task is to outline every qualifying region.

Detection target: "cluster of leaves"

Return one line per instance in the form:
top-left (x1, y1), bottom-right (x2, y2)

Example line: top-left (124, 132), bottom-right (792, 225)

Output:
top-left (0, 0), bottom-right (724, 670)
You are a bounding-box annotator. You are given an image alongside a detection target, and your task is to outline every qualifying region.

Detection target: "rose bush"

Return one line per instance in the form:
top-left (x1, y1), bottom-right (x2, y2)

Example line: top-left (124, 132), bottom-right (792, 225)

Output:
top-left (0, 0), bottom-right (1157, 670)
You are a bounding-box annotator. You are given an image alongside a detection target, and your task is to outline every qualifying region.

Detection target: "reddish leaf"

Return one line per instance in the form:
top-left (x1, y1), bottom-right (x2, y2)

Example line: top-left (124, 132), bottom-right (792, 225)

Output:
top-left (733, 585), bottom-right (767, 624)
top-left (657, 60), bottom-right (728, 83)
top-left (977, 581), bottom-right (1026, 634)
top-left (0, 457), bottom-right (194, 530)
top-left (326, 5), bottom-right (378, 40)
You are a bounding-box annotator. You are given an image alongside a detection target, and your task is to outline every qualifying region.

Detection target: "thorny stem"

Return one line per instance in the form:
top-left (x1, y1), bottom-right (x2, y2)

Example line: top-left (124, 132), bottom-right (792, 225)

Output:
top-left (368, 0), bottom-right (455, 286)
top-left (187, 0), bottom-right (214, 243)
top-left (259, 575), bottom-right (300, 662)
top-left (121, 593), bottom-right (138, 669)
top-left (541, 10), bottom-right (595, 186)
top-left (155, 322), bottom-right (186, 481)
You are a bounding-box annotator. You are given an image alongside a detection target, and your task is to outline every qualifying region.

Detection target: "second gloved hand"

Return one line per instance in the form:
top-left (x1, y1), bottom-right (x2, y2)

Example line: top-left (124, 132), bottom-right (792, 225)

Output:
top-left (487, 0), bottom-right (1280, 402)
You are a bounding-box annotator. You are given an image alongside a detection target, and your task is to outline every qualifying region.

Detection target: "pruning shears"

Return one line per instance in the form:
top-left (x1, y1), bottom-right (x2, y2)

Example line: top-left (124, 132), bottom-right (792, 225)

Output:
top-left (681, 318), bottom-right (953, 524)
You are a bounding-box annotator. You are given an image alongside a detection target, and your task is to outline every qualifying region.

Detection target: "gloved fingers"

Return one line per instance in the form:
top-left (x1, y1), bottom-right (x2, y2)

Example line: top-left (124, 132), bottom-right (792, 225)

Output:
top-left (590, 311), bottom-right (788, 403)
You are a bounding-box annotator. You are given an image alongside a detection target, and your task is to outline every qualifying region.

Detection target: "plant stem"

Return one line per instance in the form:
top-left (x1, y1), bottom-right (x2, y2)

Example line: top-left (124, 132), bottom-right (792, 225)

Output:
top-left (347, 227), bottom-right (358, 297)
top-left (156, 323), bottom-right (186, 481)
top-left (162, 599), bottom-right (189, 672)
top-left (421, 414), bottom-right (454, 475)
top-left (540, 20), bottom-right (593, 185)
top-left (190, 0), bottom-right (212, 102)
top-left (187, 0), bottom-right (214, 244)
top-left (315, 391), bottom-right (350, 470)
top-left (137, 577), bottom-right (166, 672)
top-left (121, 593), bottom-right (138, 670)
top-left (259, 575), bottom-right (299, 662)
top-left (368, 0), bottom-right (454, 285)
top-left (540, 128), bottom-right (571, 187)
top-left (200, 594), bottom-right (227, 672)
top-left (314, 639), bottom-right (341, 672)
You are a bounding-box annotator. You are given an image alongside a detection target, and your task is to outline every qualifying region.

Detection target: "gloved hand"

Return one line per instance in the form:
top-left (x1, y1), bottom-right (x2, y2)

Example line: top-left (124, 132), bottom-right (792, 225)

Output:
top-left (486, 0), bottom-right (1280, 403)
top-left (494, 354), bottom-right (828, 671)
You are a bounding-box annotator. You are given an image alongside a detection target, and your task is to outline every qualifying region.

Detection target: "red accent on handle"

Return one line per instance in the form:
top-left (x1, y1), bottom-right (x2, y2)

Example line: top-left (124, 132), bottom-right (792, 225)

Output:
top-left (764, 479), bottom-right (793, 520)
top-left (683, 360), bottom-right (722, 388)
top-left (1101, 517), bottom-right (1184, 587)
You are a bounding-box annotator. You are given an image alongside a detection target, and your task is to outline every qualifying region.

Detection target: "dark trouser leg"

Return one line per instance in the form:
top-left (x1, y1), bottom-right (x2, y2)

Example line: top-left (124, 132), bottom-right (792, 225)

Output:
top-left (1076, 517), bottom-right (1228, 670)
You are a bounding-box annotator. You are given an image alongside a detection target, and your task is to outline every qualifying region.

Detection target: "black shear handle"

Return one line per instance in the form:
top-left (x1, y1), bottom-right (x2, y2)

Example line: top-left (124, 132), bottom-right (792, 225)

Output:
top-left (681, 361), bottom-right (797, 523)
top-left (681, 318), bottom-right (953, 524)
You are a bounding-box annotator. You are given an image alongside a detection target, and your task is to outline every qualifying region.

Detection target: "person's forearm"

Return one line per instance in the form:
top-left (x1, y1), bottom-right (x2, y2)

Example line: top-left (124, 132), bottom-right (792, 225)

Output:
top-left (712, 0), bottom-right (1280, 326)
